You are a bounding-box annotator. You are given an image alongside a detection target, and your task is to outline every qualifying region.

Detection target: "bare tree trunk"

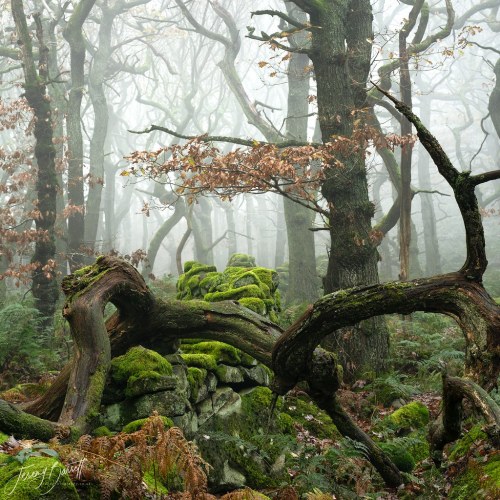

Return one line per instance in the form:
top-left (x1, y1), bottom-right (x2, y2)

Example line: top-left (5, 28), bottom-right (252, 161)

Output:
top-left (63, 0), bottom-right (96, 270)
top-left (11, 0), bottom-right (59, 325)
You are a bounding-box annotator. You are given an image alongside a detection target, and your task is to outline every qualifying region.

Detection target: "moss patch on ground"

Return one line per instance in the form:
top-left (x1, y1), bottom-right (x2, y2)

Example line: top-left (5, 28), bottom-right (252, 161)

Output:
top-left (449, 424), bottom-right (487, 461)
top-left (386, 401), bottom-right (429, 431)
top-left (449, 453), bottom-right (500, 499)
top-left (0, 456), bottom-right (79, 499)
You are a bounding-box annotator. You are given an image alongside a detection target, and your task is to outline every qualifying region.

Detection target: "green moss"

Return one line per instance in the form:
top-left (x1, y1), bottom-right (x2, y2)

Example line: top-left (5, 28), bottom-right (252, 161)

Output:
top-left (449, 467), bottom-right (481, 499)
top-left (177, 262), bottom-right (218, 300)
top-left (0, 432), bottom-right (8, 444)
top-left (110, 346), bottom-right (173, 386)
top-left (0, 456), bottom-right (79, 499)
top-left (227, 253), bottom-right (256, 267)
top-left (205, 284), bottom-right (266, 302)
top-left (92, 426), bottom-right (112, 437)
top-left (180, 353), bottom-right (217, 371)
top-left (187, 367), bottom-right (207, 401)
top-left (449, 424), bottom-right (487, 461)
top-left (62, 259), bottom-right (112, 302)
top-left (379, 442), bottom-right (415, 472)
top-left (276, 413), bottom-right (294, 434)
top-left (242, 386), bottom-right (273, 413)
top-left (388, 401), bottom-right (429, 430)
top-left (227, 489), bottom-right (270, 499)
top-left (122, 416), bottom-right (174, 434)
top-left (238, 297), bottom-right (266, 315)
top-left (449, 454), bottom-right (500, 499)
top-left (143, 471), bottom-right (169, 495)
top-left (282, 393), bottom-right (339, 440)
top-left (405, 430), bottom-right (430, 462)
top-left (127, 370), bottom-right (162, 385)
top-left (483, 455), bottom-right (500, 490)
top-left (177, 259), bottom-right (281, 319)
top-left (181, 341), bottom-right (242, 366)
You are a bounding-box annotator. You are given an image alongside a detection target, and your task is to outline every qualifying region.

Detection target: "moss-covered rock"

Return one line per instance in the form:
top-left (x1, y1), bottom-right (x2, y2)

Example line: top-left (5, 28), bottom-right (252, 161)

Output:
top-left (177, 262), bottom-right (218, 300)
top-left (187, 367), bottom-right (209, 403)
top-left (181, 353), bottom-right (218, 371)
top-left (92, 426), bottom-right (113, 437)
top-left (181, 341), bottom-right (254, 367)
top-left (176, 259), bottom-right (280, 319)
top-left (387, 401), bottom-right (429, 431)
top-left (238, 297), bottom-right (266, 315)
top-left (227, 254), bottom-right (256, 268)
top-left (108, 346), bottom-right (173, 400)
top-left (110, 346), bottom-right (173, 386)
top-left (379, 442), bottom-right (415, 472)
top-left (125, 373), bottom-right (177, 399)
top-left (122, 416), bottom-right (174, 434)
top-left (0, 456), bottom-right (79, 499)
top-left (215, 365), bottom-right (245, 384)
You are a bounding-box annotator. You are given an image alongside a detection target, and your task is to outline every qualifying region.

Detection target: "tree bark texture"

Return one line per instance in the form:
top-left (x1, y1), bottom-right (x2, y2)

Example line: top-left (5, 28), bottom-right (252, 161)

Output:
top-left (11, 0), bottom-right (59, 323)
top-left (429, 374), bottom-right (500, 464)
top-left (304, 0), bottom-right (389, 377)
top-left (283, 2), bottom-right (319, 304)
top-left (63, 0), bottom-right (96, 270)
top-left (84, 4), bottom-right (114, 249)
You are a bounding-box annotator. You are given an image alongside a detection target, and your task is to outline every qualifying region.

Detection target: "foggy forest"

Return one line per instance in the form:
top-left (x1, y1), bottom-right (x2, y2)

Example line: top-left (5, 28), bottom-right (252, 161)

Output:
top-left (0, 0), bottom-right (500, 498)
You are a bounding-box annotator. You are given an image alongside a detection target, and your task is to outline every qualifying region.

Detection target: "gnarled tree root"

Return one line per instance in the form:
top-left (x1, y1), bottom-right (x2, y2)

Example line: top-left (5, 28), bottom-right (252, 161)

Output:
top-left (429, 373), bottom-right (500, 464)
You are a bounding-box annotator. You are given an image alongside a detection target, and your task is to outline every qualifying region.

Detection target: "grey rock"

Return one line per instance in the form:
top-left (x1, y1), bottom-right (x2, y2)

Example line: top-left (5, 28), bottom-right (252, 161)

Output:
top-left (215, 365), bottom-right (244, 384)
top-left (126, 375), bottom-right (178, 398)
top-left (197, 387), bottom-right (241, 427)
top-left (134, 390), bottom-right (190, 418)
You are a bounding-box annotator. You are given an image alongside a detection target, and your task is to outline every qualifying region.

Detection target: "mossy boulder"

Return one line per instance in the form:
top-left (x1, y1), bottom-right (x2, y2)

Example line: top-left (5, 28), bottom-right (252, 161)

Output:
top-left (187, 367), bottom-right (213, 403)
top-left (195, 386), bottom-right (340, 491)
top-left (181, 353), bottom-right (218, 371)
top-left (227, 253), bottom-right (256, 268)
top-left (379, 442), bottom-right (415, 472)
top-left (0, 456), bottom-right (79, 499)
top-left (108, 346), bottom-right (173, 400)
top-left (176, 259), bottom-right (280, 319)
top-left (181, 341), bottom-right (255, 367)
top-left (386, 401), bottom-right (429, 431)
top-left (177, 261), bottom-right (218, 300)
top-left (122, 416), bottom-right (174, 434)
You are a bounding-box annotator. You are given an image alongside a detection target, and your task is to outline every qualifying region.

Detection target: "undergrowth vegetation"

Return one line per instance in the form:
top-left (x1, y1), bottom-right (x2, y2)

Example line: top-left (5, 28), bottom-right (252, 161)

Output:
top-left (1, 289), bottom-right (499, 498)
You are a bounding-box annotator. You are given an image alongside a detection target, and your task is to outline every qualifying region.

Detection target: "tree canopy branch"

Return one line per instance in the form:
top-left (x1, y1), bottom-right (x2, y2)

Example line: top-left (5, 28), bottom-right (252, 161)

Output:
top-left (251, 9), bottom-right (309, 29)
top-left (128, 124), bottom-right (318, 148)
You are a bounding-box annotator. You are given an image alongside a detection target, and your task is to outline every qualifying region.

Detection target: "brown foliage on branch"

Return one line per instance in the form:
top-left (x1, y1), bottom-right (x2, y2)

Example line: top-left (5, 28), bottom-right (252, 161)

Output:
top-left (123, 118), bottom-right (414, 216)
